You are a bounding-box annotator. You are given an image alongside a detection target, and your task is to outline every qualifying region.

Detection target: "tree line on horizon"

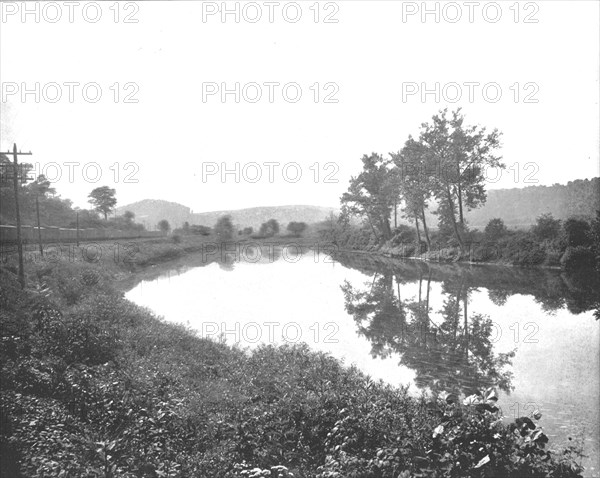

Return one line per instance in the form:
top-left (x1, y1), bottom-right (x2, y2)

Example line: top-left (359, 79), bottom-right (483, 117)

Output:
top-left (173, 216), bottom-right (308, 241)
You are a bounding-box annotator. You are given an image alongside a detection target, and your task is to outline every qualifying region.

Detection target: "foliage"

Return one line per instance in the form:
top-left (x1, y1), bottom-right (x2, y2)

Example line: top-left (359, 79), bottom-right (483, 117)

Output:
top-left (88, 186), bottom-right (117, 221)
top-left (191, 224), bottom-right (212, 236)
top-left (286, 221), bottom-right (307, 237)
top-left (418, 108), bottom-right (503, 249)
top-left (258, 219), bottom-right (280, 237)
top-left (563, 218), bottom-right (592, 248)
top-left (484, 218), bottom-right (508, 240)
top-left (69, 209), bottom-right (104, 229)
top-left (531, 213), bottom-right (561, 241)
top-left (561, 246), bottom-right (596, 271)
top-left (592, 211), bottom-right (600, 271)
top-left (0, 249), bottom-right (587, 477)
top-left (158, 219), bottom-right (171, 233)
top-left (341, 153), bottom-right (396, 241)
top-left (106, 213), bottom-right (146, 231)
top-left (1, 171), bottom-right (75, 227)
top-left (215, 215), bottom-right (235, 242)
top-left (392, 137), bottom-right (434, 248)
top-left (317, 387), bottom-right (583, 478)
top-left (391, 225), bottom-right (417, 246)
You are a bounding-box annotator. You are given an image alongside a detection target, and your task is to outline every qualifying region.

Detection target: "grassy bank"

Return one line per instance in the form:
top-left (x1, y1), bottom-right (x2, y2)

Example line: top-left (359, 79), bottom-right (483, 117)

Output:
top-left (0, 236), bottom-right (586, 477)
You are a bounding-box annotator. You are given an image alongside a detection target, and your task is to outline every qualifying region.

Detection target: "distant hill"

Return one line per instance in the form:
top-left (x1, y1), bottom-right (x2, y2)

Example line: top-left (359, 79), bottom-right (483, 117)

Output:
top-left (189, 205), bottom-right (337, 229)
top-left (117, 201), bottom-right (337, 230)
top-left (116, 199), bottom-right (191, 230)
top-left (464, 178), bottom-right (599, 228)
top-left (410, 178), bottom-right (599, 230)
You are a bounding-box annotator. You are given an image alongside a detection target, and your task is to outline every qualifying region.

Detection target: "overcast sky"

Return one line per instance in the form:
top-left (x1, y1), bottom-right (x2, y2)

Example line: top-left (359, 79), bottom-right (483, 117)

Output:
top-left (1, 1), bottom-right (598, 212)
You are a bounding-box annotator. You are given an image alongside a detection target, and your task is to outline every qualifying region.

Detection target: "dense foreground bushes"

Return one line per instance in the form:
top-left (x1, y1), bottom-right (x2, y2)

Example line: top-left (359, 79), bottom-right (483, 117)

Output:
top-left (0, 257), bottom-right (586, 477)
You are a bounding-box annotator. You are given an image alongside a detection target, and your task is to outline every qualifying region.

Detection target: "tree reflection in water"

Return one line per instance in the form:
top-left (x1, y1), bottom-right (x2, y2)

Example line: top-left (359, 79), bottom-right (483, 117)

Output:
top-left (341, 267), bottom-right (516, 396)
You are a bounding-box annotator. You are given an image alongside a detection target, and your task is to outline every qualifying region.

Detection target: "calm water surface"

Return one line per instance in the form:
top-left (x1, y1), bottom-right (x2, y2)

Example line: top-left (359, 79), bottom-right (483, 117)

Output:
top-left (126, 247), bottom-right (600, 477)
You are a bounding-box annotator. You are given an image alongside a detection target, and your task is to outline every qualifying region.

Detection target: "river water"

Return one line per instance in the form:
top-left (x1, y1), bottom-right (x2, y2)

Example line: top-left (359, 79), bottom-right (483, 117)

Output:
top-left (126, 246), bottom-right (600, 476)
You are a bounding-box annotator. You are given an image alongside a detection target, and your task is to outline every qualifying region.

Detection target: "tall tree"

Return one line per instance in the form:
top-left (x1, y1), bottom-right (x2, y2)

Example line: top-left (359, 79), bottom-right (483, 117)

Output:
top-left (158, 219), bottom-right (171, 233)
top-left (123, 210), bottom-right (136, 224)
top-left (88, 186), bottom-right (117, 220)
top-left (27, 174), bottom-right (55, 197)
top-left (214, 215), bottom-right (234, 241)
top-left (419, 109), bottom-right (503, 249)
top-left (341, 153), bottom-right (396, 241)
top-left (392, 137), bottom-right (433, 249)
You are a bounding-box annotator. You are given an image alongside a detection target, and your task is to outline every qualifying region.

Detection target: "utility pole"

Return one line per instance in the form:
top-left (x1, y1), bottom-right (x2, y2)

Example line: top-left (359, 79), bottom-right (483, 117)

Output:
top-left (76, 211), bottom-right (80, 247)
top-left (3, 144), bottom-right (33, 289)
top-left (36, 194), bottom-right (43, 257)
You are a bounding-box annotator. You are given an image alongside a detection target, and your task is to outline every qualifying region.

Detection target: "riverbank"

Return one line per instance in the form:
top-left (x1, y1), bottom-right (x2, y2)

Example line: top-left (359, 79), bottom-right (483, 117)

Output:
top-left (331, 236), bottom-right (598, 272)
top-left (0, 236), bottom-right (587, 477)
top-left (338, 243), bottom-right (563, 270)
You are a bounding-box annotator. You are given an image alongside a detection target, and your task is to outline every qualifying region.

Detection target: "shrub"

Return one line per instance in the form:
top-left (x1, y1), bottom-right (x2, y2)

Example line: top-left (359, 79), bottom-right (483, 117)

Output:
top-left (503, 234), bottom-right (547, 266)
top-left (0, 255), bottom-right (586, 478)
top-left (259, 219), bottom-right (280, 238)
top-left (191, 225), bottom-right (212, 236)
top-left (391, 225), bottom-right (416, 246)
top-left (484, 218), bottom-right (508, 240)
top-left (531, 213), bottom-right (561, 241)
top-left (543, 249), bottom-right (562, 267)
top-left (157, 219), bottom-right (171, 234)
top-left (316, 388), bottom-right (584, 478)
top-left (287, 222), bottom-right (307, 237)
top-left (215, 215), bottom-right (234, 242)
top-left (561, 246), bottom-right (596, 271)
top-left (471, 242), bottom-right (501, 262)
top-left (563, 218), bottom-right (592, 247)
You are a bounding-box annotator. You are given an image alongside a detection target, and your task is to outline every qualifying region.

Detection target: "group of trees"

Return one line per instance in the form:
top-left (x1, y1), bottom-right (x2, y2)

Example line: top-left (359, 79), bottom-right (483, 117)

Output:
top-left (341, 108), bottom-right (503, 251)
top-left (178, 222), bottom-right (211, 236)
top-left (0, 154), bottom-right (148, 231)
top-left (177, 216), bottom-right (309, 241)
top-left (1, 157), bottom-right (73, 227)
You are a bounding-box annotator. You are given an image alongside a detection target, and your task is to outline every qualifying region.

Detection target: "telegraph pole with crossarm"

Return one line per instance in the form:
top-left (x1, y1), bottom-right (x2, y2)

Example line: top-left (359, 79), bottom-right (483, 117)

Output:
top-left (1, 144), bottom-right (33, 289)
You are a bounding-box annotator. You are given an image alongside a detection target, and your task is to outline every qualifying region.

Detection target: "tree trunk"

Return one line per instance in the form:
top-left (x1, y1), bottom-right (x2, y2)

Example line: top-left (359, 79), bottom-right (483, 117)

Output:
top-left (421, 206), bottom-right (431, 250)
top-left (104, 211), bottom-right (108, 220)
top-left (365, 211), bottom-right (379, 241)
top-left (382, 216), bottom-right (392, 241)
top-left (457, 163), bottom-right (464, 226)
top-left (445, 186), bottom-right (464, 251)
top-left (415, 214), bottom-right (421, 249)
top-left (394, 200), bottom-right (398, 229)
top-left (463, 288), bottom-right (469, 360)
